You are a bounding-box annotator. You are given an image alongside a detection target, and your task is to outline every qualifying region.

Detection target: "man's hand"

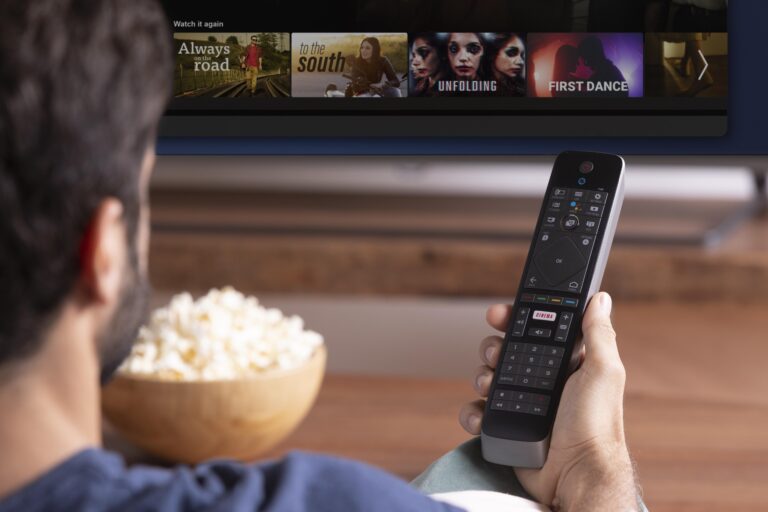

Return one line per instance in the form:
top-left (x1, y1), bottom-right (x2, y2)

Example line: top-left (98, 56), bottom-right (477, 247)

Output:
top-left (459, 293), bottom-right (639, 511)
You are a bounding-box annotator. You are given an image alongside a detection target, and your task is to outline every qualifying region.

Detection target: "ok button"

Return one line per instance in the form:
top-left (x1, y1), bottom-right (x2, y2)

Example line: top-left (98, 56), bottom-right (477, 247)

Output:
top-left (561, 214), bottom-right (580, 231)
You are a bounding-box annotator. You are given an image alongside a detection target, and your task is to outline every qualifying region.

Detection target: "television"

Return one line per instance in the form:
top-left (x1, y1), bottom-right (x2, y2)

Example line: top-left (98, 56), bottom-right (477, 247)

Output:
top-left (156, 0), bottom-right (766, 161)
top-left (155, 0), bottom-right (766, 246)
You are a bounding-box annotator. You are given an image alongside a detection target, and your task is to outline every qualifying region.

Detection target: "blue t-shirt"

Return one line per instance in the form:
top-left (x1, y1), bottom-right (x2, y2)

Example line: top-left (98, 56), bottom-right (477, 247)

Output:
top-left (0, 449), bottom-right (464, 512)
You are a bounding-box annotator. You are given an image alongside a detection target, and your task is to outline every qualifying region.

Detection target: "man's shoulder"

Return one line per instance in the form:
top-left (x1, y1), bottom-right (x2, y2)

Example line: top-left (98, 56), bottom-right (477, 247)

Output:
top-left (0, 449), bottom-right (461, 512)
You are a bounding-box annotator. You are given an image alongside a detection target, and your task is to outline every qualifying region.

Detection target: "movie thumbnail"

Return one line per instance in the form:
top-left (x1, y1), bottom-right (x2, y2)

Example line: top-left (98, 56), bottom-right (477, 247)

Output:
top-left (291, 33), bottom-right (408, 98)
top-left (645, 33), bottom-right (728, 98)
top-left (409, 33), bottom-right (527, 97)
top-left (528, 33), bottom-right (643, 98)
top-left (173, 33), bottom-right (291, 98)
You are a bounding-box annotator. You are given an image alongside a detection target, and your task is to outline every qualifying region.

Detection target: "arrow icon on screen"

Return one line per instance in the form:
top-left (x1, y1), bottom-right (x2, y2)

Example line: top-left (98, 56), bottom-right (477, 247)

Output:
top-left (697, 50), bottom-right (709, 81)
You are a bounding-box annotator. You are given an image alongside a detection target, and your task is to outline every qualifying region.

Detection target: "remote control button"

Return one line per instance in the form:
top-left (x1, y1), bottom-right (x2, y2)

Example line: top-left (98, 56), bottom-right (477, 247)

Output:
top-left (540, 357), bottom-right (562, 369)
top-left (491, 400), bottom-right (512, 411)
top-left (528, 394), bottom-right (551, 407)
top-left (523, 354), bottom-right (541, 366)
top-left (518, 375), bottom-right (535, 387)
top-left (563, 298), bottom-right (579, 307)
top-left (504, 352), bottom-right (524, 363)
top-left (544, 346), bottom-right (565, 357)
top-left (548, 199), bottom-right (564, 211)
top-left (532, 310), bottom-right (557, 322)
top-left (534, 295), bottom-right (549, 303)
top-left (520, 293), bottom-right (535, 303)
top-left (554, 312), bottom-right (574, 343)
top-left (528, 327), bottom-right (552, 339)
top-left (525, 344), bottom-right (545, 354)
top-left (590, 191), bottom-right (608, 204)
top-left (561, 214), bottom-right (580, 231)
top-left (520, 365), bottom-right (538, 377)
top-left (525, 273), bottom-right (541, 289)
top-left (544, 215), bottom-right (558, 227)
top-left (585, 204), bottom-right (603, 216)
top-left (507, 342), bottom-right (526, 353)
top-left (530, 405), bottom-right (548, 416)
top-left (564, 272), bottom-right (587, 293)
top-left (571, 190), bottom-right (587, 200)
top-left (536, 367), bottom-right (558, 379)
top-left (568, 201), bottom-right (584, 214)
top-left (534, 238), bottom-right (587, 287)
top-left (583, 218), bottom-right (599, 234)
top-left (513, 391), bottom-right (530, 402)
top-left (510, 307), bottom-right (531, 337)
top-left (548, 296), bottom-right (563, 305)
top-left (553, 188), bottom-right (567, 197)
top-left (493, 390), bottom-right (514, 401)
top-left (501, 364), bottom-right (520, 375)
top-left (534, 378), bottom-right (556, 390)
top-left (498, 375), bottom-right (517, 386)
top-left (511, 402), bottom-right (532, 414)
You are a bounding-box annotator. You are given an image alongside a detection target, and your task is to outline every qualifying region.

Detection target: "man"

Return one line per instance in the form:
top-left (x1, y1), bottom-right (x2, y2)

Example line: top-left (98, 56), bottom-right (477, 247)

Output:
top-left (243, 35), bottom-right (263, 96)
top-left (0, 1), bottom-right (643, 510)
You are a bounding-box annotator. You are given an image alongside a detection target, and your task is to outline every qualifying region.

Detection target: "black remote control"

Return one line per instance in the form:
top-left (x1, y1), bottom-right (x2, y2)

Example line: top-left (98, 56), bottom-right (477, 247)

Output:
top-left (481, 151), bottom-right (625, 468)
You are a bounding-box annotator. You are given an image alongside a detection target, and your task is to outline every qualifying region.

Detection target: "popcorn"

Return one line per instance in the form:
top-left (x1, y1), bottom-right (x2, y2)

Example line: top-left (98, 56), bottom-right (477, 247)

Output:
top-left (119, 287), bottom-right (324, 381)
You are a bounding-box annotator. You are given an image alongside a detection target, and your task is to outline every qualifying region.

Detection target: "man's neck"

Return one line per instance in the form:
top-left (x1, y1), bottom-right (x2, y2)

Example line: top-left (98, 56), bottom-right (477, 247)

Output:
top-left (0, 305), bottom-right (101, 499)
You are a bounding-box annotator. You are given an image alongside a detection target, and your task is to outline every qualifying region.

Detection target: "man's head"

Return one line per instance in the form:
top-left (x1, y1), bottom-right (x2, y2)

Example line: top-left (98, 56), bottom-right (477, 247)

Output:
top-left (251, 36), bottom-right (258, 45)
top-left (0, 0), bottom-right (172, 382)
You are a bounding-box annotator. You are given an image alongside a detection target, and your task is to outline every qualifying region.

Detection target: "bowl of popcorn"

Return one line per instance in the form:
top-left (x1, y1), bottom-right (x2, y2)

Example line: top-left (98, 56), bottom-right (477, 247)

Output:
top-left (101, 287), bottom-right (326, 464)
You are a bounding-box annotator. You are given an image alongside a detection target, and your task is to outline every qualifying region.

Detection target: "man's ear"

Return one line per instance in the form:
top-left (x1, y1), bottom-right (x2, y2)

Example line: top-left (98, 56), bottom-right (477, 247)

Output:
top-left (78, 199), bottom-right (126, 305)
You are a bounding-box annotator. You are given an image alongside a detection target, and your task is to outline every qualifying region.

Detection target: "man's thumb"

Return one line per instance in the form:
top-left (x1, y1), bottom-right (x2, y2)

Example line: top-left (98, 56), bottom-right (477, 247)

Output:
top-left (580, 292), bottom-right (624, 373)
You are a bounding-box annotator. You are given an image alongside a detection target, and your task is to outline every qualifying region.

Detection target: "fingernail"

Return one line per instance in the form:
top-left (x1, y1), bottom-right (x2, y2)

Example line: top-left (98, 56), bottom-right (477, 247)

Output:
top-left (469, 415), bottom-right (481, 432)
top-left (485, 346), bottom-right (496, 363)
top-left (600, 293), bottom-right (613, 315)
top-left (475, 374), bottom-right (484, 391)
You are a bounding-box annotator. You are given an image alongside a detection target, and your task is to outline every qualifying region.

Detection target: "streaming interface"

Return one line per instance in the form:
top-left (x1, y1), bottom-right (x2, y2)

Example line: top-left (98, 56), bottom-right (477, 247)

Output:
top-left (161, 1), bottom-right (728, 137)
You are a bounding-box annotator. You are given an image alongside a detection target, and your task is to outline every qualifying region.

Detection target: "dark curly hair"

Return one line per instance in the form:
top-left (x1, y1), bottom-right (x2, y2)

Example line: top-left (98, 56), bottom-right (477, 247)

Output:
top-left (0, 0), bottom-right (172, 365)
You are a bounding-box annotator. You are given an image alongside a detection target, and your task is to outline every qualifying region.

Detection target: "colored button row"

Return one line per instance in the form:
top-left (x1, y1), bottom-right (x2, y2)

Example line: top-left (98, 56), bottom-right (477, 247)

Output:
top-left (520, 293), bottom-right (578, 308)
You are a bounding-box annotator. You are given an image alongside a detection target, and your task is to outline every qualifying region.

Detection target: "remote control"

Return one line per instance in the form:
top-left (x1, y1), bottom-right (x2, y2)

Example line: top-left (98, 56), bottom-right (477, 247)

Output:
top-left (481, 151), bottom-right (625, 468)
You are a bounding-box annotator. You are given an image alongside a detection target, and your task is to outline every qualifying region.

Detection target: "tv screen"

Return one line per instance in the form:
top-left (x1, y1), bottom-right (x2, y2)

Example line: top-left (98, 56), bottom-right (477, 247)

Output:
top-left (157, 1), bottom-right (765, 157)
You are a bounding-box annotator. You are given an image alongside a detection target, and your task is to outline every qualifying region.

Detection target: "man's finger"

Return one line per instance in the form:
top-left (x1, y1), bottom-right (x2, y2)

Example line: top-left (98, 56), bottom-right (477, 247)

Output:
top-left (478, 336), bottom-right (504, 368)
top-left (458, 400), bottom-right (485, 435)
top-left (486, 304), bottom-right (513, 333)
top-left (473, 365), bottom-right (495, 397)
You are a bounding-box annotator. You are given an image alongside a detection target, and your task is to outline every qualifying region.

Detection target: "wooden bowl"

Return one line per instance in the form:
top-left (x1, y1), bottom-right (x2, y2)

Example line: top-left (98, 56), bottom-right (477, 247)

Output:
top-left (101, 345), bottom-right (326, 464)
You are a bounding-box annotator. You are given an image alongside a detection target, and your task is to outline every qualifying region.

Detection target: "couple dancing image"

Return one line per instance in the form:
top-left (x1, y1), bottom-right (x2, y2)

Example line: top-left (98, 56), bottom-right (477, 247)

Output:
top-left (543, 36), bottom-right (629, 98)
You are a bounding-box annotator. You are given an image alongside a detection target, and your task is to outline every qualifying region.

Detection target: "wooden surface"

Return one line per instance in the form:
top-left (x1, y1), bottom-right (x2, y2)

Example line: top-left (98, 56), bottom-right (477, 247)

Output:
top-left (148, 190), bottom-right (768, 300)
top-left (105, 301), bottom-right (768, 512)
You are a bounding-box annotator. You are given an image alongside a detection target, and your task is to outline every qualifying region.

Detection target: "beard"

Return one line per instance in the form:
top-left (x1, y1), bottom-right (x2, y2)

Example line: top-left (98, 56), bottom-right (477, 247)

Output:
top-left (98, 258), bottom-right (151, 386)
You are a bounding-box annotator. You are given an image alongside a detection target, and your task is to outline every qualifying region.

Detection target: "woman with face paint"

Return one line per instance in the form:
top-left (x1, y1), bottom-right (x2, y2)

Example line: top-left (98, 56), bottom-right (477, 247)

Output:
top-left (489, 33), bottom-right (527, 97)
top-left (446, 32), bottom-right (486, 82)
top-left (409, 33), bottom-right (445, 97)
